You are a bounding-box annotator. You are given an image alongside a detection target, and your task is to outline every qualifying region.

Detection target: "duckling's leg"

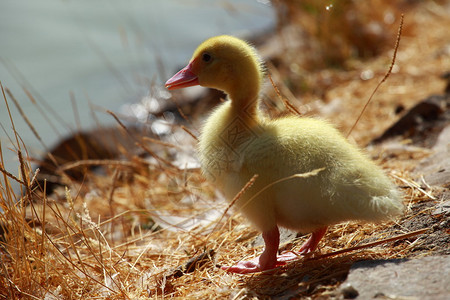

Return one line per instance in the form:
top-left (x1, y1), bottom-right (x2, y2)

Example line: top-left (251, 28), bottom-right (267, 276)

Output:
top-left (221, 226), bottom-right (287, 274)
top-left (297, 227), bottom-right (327, 254)
top-left (275, 227), bottom-right (328, 262)
top-left (222, 227), bottom-right (328, 274)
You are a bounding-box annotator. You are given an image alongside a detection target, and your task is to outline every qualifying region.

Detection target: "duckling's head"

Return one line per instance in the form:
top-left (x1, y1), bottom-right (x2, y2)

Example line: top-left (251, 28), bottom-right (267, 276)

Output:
top-left (166, 35), bottom-right (264, 103)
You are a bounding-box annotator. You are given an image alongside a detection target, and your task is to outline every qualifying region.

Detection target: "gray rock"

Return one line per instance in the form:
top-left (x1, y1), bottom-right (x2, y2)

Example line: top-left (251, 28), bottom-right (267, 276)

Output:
top-left (339, 256), bottom-right (450, 299)
top-left (433, 200), bottom-right (450, 216)
top-left (415, 124), bottom-right (450, 188)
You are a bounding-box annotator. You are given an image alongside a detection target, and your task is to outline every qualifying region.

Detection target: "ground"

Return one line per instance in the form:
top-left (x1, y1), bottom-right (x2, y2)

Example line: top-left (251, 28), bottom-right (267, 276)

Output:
top-left (0, 0), bottom-right (449, 299)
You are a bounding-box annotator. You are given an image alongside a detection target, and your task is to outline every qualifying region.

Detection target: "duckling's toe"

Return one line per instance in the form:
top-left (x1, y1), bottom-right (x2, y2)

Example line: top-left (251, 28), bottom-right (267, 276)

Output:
top-left (221, 257), bottom-right (262, 274)
top-left (221, 257), bottom-right (287, 274)
top-left (221, 253), bottom-right (301, 274)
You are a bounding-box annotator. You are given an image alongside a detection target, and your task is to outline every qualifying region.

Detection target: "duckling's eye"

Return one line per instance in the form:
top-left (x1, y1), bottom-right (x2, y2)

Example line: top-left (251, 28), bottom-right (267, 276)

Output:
top-left (202, 52), bottom-right (212, 62)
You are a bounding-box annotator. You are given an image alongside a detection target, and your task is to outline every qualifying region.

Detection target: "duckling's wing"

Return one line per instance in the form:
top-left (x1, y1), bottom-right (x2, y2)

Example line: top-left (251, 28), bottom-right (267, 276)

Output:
top-left (238, 117), bottom-right (402, 228)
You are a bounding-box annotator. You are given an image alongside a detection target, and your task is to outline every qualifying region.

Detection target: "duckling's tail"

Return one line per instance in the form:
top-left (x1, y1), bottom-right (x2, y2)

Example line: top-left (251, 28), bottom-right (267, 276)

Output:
top-left (368, 188), bottom-right (404, 221)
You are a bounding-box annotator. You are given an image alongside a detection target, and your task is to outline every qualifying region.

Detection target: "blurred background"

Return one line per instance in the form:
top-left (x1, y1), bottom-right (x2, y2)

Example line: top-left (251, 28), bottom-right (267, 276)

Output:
top-left (0, 0), bottom-right (274, 181)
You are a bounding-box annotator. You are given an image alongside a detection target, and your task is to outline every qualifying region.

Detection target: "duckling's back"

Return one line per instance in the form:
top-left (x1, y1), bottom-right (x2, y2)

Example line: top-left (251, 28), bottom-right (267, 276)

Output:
top-left (262, 117), bottom-right (401, 228)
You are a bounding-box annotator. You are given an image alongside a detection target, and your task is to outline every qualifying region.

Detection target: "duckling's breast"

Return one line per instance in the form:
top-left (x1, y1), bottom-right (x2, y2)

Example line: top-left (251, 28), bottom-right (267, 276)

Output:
top-left (198, 100), bottom-right (262, 185)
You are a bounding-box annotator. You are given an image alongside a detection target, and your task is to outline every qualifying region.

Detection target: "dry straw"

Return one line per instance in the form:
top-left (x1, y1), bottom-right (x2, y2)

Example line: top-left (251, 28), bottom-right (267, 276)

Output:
top-left (1, 1), bottom-right (449, 298)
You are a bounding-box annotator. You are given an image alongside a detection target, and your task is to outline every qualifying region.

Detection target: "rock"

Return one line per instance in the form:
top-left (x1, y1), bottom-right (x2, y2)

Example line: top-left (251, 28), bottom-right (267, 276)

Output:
top-left (371, 70), bottom-right (449, 148)
top-left (35, 126), bottom-right (148, 193)
top-left (340, 283), bottom-right (359, 299)
top-left (441, 71), bottom-right (450, 94)
top-left (415, 124), bottom-right (450, 189)
top-left (339, 256), bottom-right (450, 300)
top-left (371, 93), bottom-right (449, 147)
top-left (433, 200), bottom-right (450, 216)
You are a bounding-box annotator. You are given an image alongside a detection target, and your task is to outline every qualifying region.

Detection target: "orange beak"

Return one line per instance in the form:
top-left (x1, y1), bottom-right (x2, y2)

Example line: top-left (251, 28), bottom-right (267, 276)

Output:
top-left (165, 62), bottom-right (199, 90)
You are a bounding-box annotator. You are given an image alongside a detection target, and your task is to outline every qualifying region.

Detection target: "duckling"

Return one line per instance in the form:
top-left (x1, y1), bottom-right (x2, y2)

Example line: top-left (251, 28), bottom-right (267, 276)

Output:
top-left (165, 35), bottom-right (403, 274)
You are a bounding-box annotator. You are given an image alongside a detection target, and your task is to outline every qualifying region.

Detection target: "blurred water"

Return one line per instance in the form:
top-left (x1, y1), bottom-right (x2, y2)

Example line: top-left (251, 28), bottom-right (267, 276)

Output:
top-left (0, 0), bottom-right (274, 182)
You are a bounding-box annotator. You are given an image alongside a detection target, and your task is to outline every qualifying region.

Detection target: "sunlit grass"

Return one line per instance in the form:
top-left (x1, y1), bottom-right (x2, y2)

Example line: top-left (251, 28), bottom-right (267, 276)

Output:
top-left (1, 0), bottom-right (449, 298)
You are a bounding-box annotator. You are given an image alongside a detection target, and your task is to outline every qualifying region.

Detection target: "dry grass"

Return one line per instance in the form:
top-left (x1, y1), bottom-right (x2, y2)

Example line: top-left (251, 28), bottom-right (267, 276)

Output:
top-left (264, 0), bottom-right (449, 144)
top-left (1, 0), bottom-right (449, 299)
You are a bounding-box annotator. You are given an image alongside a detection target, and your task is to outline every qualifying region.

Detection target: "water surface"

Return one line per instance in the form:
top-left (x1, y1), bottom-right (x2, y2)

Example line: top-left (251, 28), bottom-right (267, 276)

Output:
top-left (0, 0), bottom-right (274, 182)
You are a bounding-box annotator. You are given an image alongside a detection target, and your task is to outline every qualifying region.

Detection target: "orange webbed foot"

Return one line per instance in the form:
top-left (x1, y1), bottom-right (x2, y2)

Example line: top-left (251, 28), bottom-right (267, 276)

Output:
top-left (221, 256), bottom-right (288, 274)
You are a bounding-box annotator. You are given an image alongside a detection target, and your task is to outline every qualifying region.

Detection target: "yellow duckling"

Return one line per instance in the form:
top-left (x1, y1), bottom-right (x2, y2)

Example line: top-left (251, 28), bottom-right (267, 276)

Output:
top-left (165, 35), bottom-right (403, 274)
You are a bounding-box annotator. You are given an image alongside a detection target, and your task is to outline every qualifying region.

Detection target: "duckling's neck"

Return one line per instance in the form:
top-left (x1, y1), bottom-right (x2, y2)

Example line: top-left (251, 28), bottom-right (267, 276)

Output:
top-left (226, 73), bottom-right (262, 126)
